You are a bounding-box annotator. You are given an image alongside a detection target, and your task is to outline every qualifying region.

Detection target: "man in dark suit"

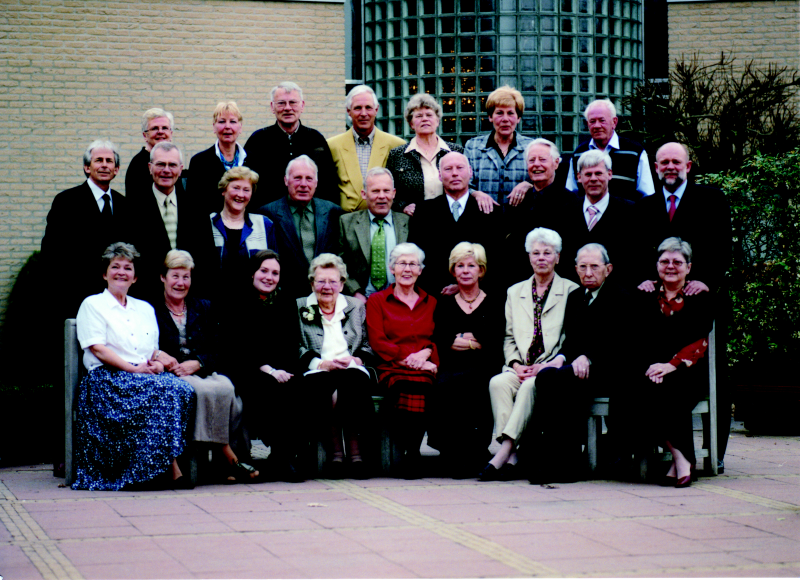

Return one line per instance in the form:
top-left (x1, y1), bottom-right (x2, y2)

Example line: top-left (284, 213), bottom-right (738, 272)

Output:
top-left (244, 82), bottom-right (338, 209)
top-left (546, 149), bottom-right (635, 286)
top-left (127, 141), bottom-right (211, 302)
top-left (410, 152), bottom-right (503, 295)
top-left (42, 139), bottom-right (132, 320)
top-left (635, 141), bottom-right (732, 469)
top-left (339, 167), bottom-right (410, 303)
top-left (533, 243), bottom-right (632, 482)
top-left (258, 155), bottom-right (343, 298)
top-left (41, 139), bottom-right (132, 476)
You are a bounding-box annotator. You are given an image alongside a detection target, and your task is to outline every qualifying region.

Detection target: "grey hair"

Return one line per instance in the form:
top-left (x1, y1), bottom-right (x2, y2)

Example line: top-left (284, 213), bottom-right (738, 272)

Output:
top-left (285, 154), bottom-right (318, 180)
top-left (345, 85), bottom-right (379, 110)
top-left (524, 138), bottom-right (561, 163)
top-left (575, 243), bottom-right (610, 265)
top-left (657, 237), bottom-right (693, 263)
top-left (525, 227), bottom-right (562, 254)
top-left (404, 93), bottom-right (443, 126)
top-left (141, 107), bottom-right (174, 132)
top-left (270, 81), bottom-right (303, 102)
top-left (83, 139), bottom-right (120, 168)
top-left (655, 142), bottom-right (691, 162)
top-left (576, 149), bottom-right (612, 172)
top-left (149, 141), bottom-right (184, 165)
top-left (584, 98), bottom-right (617, 121)
top-left (365, 167), bottom-right (394, 189)
top-left (308, 252), bottom-right (348, 284)
top-left (389, 242), bottom-right (425, 270)
top-left (101, 242), bottom-right (140, 271)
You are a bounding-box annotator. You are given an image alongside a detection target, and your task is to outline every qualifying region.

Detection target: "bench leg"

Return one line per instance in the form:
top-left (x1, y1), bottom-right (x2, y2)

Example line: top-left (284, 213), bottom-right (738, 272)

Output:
top-left (587, 416), bottom-right (598, 474)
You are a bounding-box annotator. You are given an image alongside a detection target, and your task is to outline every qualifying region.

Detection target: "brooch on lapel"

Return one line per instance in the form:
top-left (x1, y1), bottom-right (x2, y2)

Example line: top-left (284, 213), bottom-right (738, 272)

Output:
top-left (300, 305), bottom-right (321, 325)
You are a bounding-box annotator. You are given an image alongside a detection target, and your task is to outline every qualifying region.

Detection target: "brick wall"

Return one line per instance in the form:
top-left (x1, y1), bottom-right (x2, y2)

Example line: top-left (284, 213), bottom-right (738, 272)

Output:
top-left (668, 0), bottom-right (799, 73)
top-left (0, 0), bottom-right (345, 328)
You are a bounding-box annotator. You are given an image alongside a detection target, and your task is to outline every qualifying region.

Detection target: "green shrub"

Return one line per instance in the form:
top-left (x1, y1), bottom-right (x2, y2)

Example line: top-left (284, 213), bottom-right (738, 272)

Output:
top-left (698, 149), bottom-right (800, 382)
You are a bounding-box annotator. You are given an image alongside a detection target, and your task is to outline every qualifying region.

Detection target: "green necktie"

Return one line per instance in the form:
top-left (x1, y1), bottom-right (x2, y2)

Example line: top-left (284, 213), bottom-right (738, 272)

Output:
top-left (370, 218), bottom-right (387, 290)
top-left (300, 207), bottom-right (315, 263)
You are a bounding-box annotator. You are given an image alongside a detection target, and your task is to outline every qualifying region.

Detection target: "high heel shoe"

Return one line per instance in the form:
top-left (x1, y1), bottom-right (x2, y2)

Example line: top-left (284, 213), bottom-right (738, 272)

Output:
top-left (675, 466), bottom-right (695, 488)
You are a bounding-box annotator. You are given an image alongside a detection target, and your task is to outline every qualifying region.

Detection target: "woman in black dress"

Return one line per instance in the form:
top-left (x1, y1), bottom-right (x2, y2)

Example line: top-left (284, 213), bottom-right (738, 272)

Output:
top-left (430, 242), bottom-right (504, 477)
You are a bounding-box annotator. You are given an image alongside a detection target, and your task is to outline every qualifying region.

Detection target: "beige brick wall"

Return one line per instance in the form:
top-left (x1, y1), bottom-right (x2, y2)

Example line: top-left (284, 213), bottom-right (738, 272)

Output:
top-left (668, 0), bottom-right (800, 73)
top-left (0, 0), bottom-right (345, 327)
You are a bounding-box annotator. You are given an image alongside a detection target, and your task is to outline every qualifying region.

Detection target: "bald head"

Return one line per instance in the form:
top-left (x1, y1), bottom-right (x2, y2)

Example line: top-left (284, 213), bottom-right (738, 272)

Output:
top-left (655, 142), bottom-right (692, 193)
top-left (439, 152), bottom-right (472, 199)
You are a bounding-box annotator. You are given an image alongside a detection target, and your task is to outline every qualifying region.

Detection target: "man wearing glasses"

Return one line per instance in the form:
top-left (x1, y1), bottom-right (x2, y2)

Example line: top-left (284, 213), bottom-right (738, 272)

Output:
top-left (245, 82), bottom-right (338, 208)
top-left (125, 107), bottom-right (177, 201)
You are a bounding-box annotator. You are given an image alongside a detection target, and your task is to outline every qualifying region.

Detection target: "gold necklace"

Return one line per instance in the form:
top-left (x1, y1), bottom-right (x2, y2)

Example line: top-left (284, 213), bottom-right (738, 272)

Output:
top-left (166, 303), bottom-right (186, 317)
top-left (458, 291), bottom-right (481, 310)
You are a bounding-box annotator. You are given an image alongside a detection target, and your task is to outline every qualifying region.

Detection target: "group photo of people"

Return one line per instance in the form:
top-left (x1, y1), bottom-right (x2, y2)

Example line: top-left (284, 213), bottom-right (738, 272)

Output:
top-left (42, 81), bottom-right (731, 492)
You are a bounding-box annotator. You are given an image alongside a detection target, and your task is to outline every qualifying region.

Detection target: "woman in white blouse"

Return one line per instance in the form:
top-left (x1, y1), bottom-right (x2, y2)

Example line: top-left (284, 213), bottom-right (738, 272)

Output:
top-left (72, 242), bottom-right (195, 491)
top-left (297, 253), bottom-right (374, 479)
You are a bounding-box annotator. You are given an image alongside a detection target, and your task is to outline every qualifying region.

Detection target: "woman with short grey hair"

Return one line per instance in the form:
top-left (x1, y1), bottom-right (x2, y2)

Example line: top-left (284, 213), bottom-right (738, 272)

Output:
top-left (387, 94), bottom-right (466, 216)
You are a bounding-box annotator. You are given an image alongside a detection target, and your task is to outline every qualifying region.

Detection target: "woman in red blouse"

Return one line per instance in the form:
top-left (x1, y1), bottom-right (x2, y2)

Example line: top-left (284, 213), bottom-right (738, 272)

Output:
top-left (626, 237), bottom-right (714, 487)
top-left (366, 242), bottom-right (439, 478)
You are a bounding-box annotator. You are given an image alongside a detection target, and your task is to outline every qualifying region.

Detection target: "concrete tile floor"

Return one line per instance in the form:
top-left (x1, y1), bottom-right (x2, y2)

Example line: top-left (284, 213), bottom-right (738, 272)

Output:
top-left (1, 423), bottom-right (799, 579)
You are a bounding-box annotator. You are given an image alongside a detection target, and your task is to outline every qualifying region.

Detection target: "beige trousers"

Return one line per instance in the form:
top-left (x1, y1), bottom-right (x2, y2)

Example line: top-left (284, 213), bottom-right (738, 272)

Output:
top-left (488, 369), bottom-right (538, 444)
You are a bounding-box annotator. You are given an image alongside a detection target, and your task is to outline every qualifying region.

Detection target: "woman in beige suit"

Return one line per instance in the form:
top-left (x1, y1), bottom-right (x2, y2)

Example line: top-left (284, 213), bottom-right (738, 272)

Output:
top-left (479, 228), bottom-right (579, 481)
top-left (298, 253), bottom-right (375, 478)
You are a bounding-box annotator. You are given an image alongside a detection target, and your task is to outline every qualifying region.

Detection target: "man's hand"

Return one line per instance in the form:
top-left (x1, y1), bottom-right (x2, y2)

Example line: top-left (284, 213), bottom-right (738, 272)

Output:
top-left (571, 355), bottom-right (591, 379)
top-left (507, 181), bottom-right (534, 206)
top-left (156, 351), bottom-right (179, 372)
top-left (403, 203), bottom-right (416, 216)
top-left (638, 280), bottom-right (656, 292)
top-left (172, 360), bottom-right (202, 377)
top-left (684, 280), bottom-right (710, 295)
top-left (440, 284), bottom-right (458, 296)
top-left (354, 292), bottom-right (367, 304)
top-left (470, 190), bottom-right (500, 214)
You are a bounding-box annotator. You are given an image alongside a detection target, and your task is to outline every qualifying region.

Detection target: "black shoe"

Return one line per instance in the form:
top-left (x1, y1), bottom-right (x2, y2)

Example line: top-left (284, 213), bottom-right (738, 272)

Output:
top-left (478, 463), bottom-right (502, 481)
top-left (324, 461), bottom-right (345, 480)
top-left (349, 461), bottom-right (370, 480)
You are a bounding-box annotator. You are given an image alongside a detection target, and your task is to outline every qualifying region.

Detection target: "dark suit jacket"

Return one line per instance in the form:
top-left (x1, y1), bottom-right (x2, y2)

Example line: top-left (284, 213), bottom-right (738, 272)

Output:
top-left (541, 191), bottom-right (635, 287)
top-left (127, 183), bottom-right (213, 302)
top-left (41, 181), bottom-right (132, 320)
top-left (153, 296), bottom-right (220, 374)
top-left (559, 280), bottom-right (632, 383)
top-left (409, 193), bottom-right (504, 295)
top-left (634, 182), bottom-right (731, 293)
top-left (258, 196), bottom-right (343, 299)
top-left (386, 141), bottom-right (465, 212)
top-left (338, 209), bottom-right (410, 296)
top-left (296, 295), bottom-right (373, 370)
top-left (185, 145), bottom-right (228, 216)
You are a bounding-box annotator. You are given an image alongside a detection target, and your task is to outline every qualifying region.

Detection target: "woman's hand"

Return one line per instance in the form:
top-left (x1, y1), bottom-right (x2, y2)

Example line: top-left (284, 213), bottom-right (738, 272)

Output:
top-left (421, 361), bottom-right (437, 374)
top-left (452, 332), bottom-right (481, 351)
top-left (646, 362), bottom-right (677, 383)
top-left (402, 348), bottom-right (432, 369)
top-left (155, 351), bottom-right (179, 372)
top-left (507, 181), bottom-right (533, 206)
top-left (403, 203), bottom-right (416, 216)
top-left (319, 357), bottom-right (356, 371)
top-left (271, 370), bottom-right (293, 383)
top-left (136, 360), bottom-right (164, 374)
top-left (172, 360), bottom-right (202, 377)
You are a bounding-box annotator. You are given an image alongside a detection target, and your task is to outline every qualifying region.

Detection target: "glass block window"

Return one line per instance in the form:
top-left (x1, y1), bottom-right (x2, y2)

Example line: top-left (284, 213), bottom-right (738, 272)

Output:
top-left (364, 0), bottom-right (643, 152)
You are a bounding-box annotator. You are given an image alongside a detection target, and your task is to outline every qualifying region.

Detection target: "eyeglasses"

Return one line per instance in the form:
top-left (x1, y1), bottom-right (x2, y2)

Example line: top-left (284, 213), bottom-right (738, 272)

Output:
top-left (152, 162), bottom-right (180, 170)
top-left (658, 259), bottom-right (686, 267)
top-left (146, 126), bottom-right (171, 133)
top-left (274, 100), bottom-right (301, 110)
top-left (395, 262), bottom-right (420, 270)
top-left (313, 280), bottom-right (340, 288)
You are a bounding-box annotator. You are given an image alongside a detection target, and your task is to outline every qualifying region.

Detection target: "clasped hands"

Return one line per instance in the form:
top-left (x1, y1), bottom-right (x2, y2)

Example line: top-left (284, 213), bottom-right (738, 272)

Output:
top-left (401, 348), bottom-right (437, 373)
top-left (152, 351), bottom-right (201, 377)
top-left (452, 332), bottom-right (481, 351)
top-left (512, 356), bottom-right (563, 382)
top-left (319, 356), bottom-right (363, 372)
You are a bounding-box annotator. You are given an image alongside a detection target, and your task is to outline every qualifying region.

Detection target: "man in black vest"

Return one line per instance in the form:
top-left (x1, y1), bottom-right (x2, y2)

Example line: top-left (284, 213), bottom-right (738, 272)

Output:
top-left (566, 99), bottom-right (654, 202)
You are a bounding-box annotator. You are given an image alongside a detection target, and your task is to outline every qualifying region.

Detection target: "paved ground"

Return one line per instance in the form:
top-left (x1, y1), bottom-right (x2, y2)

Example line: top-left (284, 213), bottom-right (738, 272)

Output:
top-left (1, 423), bottom-right (799, 579)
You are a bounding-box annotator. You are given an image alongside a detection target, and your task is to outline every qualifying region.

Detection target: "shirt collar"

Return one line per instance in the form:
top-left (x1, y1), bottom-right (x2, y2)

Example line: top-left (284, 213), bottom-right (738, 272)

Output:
top-left (289, 197), bottom-right (314, 213)
top-left (101, 288), bottom-right (137, 310)
top-left (446, 193), bottom-right (468, 213)
top-left (663, 179), bottom-right (688, 201)
top-left (277, 120), bottom-right (302, 136)
top-left (368, 209), bottom-right (393, 226)
top-left (153, 183), bottom-right (177, 202)
top-left (306, 292), bottom-right (348, 318)
top-left (405, 135), bottom-right (449, 154)
top-left (487, 130), bottom-right (518, 150)
top-left (86, 178), bottom-right (109, 202)
top-left (583, 191), bottom-right (610, 214)
top-left (589, 131), bottom-right (620, 152)
top-left (214, 140), bottom-right (247, 164)
top-left (353, 127), bottom-right (376, 145)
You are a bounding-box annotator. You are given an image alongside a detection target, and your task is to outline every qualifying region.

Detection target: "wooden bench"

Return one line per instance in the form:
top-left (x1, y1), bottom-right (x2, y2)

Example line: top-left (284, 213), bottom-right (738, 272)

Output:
top-left (586, 322), bottom-right (719, 478)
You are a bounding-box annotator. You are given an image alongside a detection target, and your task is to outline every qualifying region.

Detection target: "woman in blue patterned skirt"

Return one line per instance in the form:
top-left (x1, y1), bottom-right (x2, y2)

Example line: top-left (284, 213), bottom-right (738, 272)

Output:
top-left (72, 242), bottom-right (195, 491)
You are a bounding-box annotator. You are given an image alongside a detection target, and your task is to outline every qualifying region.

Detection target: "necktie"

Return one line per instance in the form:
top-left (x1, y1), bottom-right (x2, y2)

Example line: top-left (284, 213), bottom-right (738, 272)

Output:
top-left (587, 205), bottom-right (598, 230)
top-left (452, 200), bottom-right (461, 221)
top-left (300, 207), bottom-right (315, 263)
top-left (668, 194), bottom-right (678, 221)
top-left (163, 195), bottom-right (177, 250)
top-left (101, 193), bottom-right (112, 221)
top-left (370, 218), bottom-right (387, 290)
top-left (584, 290), bottom-right (593, 306)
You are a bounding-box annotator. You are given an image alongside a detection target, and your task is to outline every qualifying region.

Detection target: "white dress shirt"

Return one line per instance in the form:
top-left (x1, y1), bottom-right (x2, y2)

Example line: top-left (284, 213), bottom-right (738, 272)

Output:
top-left (566, 132), bottom-right (655, 195)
